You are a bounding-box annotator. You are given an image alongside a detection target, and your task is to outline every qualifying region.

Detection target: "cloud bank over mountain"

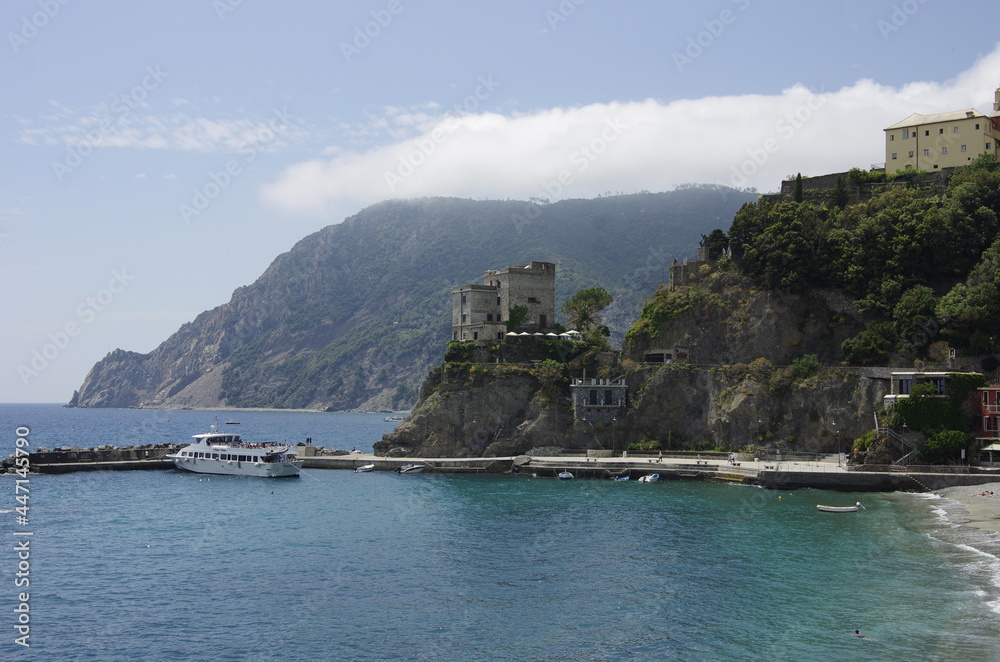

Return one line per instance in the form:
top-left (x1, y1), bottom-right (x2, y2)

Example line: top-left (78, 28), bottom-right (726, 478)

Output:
top-left (261, 44), bottom-right (1000, 216)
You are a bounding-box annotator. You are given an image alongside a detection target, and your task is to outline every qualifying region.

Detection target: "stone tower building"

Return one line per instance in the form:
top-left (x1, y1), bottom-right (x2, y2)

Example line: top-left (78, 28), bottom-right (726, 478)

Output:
top-left (452, 261), bottom-right (556, 342)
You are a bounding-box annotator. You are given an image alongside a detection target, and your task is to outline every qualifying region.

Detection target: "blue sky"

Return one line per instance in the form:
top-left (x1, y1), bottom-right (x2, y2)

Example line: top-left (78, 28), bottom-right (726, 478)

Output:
top-left (3, 0), bottom-right (1000, 403)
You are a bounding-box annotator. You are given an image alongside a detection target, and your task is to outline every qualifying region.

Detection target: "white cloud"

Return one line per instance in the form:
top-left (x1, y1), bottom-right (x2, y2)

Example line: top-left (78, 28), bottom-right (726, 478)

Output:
top-left (17, 108), bottom-right (308, 154)
top-left (262, 43), bottom-right (1000, 217)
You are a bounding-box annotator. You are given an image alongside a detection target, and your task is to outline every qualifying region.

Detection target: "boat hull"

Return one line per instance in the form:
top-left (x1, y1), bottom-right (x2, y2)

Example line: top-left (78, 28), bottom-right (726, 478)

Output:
top-left (168, 456), bottom-right (302, 478)
top-left (816, 505), bottom-right (861, 513)
top-left (395, 464), bottom-right (428, 474)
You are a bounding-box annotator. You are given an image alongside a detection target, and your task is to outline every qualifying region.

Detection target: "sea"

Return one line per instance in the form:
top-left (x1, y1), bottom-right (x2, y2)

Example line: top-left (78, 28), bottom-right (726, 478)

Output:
top-left (1, 403), bottom-right (999, 662)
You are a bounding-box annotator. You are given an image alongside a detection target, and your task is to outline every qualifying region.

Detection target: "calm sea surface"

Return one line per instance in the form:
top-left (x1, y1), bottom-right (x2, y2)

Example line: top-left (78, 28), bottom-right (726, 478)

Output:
top-left (1, 404), bottom-right (999, 661)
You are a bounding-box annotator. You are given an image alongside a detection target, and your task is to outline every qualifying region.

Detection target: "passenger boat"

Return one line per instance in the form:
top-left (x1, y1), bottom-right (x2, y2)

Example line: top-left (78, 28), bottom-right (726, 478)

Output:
top-left (165, 429), bottom-right (302, 478)
top-left (394, 463), bottom-right (428, 474)
top-left (638, 473), bottom-right (660, 483)
top-left (816, 502), bottom-right (865, 513)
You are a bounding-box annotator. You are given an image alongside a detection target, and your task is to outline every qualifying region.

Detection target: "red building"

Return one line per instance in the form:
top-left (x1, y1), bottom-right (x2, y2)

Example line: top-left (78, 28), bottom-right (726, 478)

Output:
top-left (977, 385), bottom-right (1000, 464)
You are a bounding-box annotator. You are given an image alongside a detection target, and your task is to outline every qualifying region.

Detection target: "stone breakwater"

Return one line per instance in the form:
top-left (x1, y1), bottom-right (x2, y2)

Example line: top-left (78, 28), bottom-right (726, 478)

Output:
top-left (2, 444), bottom-right (180, 474)
top-left (8, 446), bottom-right (1000, 493)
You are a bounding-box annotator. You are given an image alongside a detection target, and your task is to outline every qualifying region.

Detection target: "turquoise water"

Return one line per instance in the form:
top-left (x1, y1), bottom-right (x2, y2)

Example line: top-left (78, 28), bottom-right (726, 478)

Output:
top-left (1, 405), bottom-right (999, 661)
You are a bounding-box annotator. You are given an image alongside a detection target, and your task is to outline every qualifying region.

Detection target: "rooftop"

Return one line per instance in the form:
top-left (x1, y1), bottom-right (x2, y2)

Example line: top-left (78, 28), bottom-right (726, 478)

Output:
top-left (884, 109), bottom-right (987, 130)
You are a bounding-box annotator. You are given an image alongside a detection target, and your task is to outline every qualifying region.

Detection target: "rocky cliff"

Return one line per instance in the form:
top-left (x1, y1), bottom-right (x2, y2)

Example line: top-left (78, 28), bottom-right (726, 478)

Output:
top-left (376, 272), bottom-right (888, 457)
top-left (70, 189), bottom-right (756, 410)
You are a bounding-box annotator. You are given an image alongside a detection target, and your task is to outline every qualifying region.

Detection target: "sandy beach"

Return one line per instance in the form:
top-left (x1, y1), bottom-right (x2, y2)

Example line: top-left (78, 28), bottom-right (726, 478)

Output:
top-left (936, 482), bottom-right (1000, 534)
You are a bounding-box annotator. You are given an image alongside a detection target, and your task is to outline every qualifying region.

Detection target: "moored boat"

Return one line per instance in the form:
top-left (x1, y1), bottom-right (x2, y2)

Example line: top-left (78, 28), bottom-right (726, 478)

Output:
top-left (638, 473), bottom-right (660, 483)
top-left (558, 471), bottom-right (574, 480)
top-left (355, 463), bottom-right (375, 473)
top-left (816, 502), bottom-right (865, 513)
top-left (394, 463), bottom-right (428, 474)
top-left (165, 429), bottom-right (302, 478)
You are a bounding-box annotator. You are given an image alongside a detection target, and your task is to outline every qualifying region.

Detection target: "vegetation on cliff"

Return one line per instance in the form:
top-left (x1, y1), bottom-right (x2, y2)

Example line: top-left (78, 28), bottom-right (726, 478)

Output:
top-left (728, 156), bottom-right (1000, 363)
top-left (71, 188), bottom-right (756, 411)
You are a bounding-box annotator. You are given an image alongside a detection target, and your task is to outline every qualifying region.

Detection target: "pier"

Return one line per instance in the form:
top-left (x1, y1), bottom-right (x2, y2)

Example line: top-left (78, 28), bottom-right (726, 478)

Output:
top-left (7, 446), bottom-right (1000, 491)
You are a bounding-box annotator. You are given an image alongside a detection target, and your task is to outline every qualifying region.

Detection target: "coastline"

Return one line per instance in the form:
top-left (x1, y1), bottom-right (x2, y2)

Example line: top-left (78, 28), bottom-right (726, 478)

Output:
top-left (936, 482), bottom-right (1000, 534)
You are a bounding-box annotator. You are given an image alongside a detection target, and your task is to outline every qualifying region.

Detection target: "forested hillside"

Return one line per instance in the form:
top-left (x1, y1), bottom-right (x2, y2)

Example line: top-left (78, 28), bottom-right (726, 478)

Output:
top-left (727, 156), bottom-right (1000, 365)
top-left (70, 187), bottom-right (756, 411)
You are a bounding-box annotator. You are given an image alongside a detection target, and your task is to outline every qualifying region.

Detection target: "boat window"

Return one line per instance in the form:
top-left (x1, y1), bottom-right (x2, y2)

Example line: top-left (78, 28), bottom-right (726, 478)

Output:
top-left (213, 453), bottom-right (220, 459)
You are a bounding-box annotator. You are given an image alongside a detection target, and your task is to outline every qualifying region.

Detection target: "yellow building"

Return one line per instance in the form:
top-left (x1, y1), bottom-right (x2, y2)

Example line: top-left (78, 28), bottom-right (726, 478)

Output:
top-left (884, 87), bottom-right (1000, 173)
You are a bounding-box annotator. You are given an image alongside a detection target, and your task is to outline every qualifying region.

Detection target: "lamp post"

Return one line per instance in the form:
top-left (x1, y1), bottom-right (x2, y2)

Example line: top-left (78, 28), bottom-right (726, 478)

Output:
top-left (832, 419), bottom-right (840, 466)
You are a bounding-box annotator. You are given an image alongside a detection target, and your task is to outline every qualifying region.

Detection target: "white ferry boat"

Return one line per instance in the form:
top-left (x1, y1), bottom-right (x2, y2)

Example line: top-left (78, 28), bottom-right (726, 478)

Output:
top-left (166, 430), bottom-right (302, 478)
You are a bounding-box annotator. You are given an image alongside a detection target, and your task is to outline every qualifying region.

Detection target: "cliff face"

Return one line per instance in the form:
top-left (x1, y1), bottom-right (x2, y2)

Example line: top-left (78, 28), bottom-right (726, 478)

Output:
top-left (70, 189), bottom-right (757, 411)
top-left (376, 362), bottom-right (886, 457)
top-left (377, 272), bottom-right (887, 457)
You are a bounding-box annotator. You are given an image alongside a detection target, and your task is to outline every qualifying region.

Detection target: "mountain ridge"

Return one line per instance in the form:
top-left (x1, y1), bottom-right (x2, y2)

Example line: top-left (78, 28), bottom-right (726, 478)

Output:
top-left (70, 188), bottom-right (757, 411)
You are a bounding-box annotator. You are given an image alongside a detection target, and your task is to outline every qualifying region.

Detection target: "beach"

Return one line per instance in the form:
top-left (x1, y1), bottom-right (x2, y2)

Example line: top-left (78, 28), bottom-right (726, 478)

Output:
top-left (937, 482), bottom-right (1000, 533)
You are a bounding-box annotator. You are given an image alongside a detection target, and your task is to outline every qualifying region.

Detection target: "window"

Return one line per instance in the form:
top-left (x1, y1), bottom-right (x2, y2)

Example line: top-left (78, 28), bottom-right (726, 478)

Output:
top-left (976, 123), bottom-right (981, 130)
top-left (486, 313), bottom-right (493, 321)
top-left (527, 297), bottom-right (538, 303)
top-left (942, 147), bottom-right (948, 154)
top-left (908, 151), bottom-right (914, 158)
top-left (496, 297), bottom-right (501, 306)
top-left (461, 314), bottom-right (467, 323)
top-left (985, 392), bottom-right (990, 406)
top-left (891, 153), bottom-right (897, 160)
top-left (923, 149), bottom-right (930, 156)
top-left (939, 128), bottom-right (944, 134)
top-left (604, 390), bottom-right (613, 405)
top-left (890, 134), bottom-right (895, 141)
top-left (899, 378), bottom-right (912, 395)
top-left (962, 145), bottom-right (967, 152)
top-left (473, 332), bottom-right (478, 340)
top-left (461, 294), bottom-right (466, 304)
top-left (988, 143), bottom-right (993, 150)
top-left (588, 389), bottom-right (598, 405)
top-left (903, 129), bottom-right (911, 138)
top-left (925, 130), bottom-right (930, 136)
top-left (953, 127), bottom-right (960, 133)
top-left (931, 378), bottom-right (946, 394)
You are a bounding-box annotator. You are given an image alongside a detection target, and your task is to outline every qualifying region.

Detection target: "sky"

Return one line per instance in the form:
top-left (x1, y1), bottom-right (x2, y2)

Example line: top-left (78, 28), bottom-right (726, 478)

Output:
top-left (3, 0), bottom-right (1000, 403)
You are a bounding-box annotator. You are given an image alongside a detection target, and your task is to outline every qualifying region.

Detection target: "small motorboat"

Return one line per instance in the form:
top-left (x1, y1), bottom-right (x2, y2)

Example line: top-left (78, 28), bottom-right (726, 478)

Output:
top-left (816, 502), bottom-right (866, 513)
top-left (558, 471), bottom-right (574, 480)
top-left (611, 475), bottom-right (630, 481)
top-left (638, 473), bottom-right (660, 483)
top-left (354, 464), bottom-right (375, 473)
top-left (225, 421), bottom-right (240, 425)
top-left (395, 463), bottom-right (428, 474)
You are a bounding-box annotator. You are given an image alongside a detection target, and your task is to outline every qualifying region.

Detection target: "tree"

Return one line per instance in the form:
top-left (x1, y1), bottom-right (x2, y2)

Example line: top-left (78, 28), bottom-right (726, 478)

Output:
top-left (702, 228), bottom-right (730, 260)
top-left (829, 176), bottom-right (849, 209)
top-left (793, 173), bottom-right (803, 202)
top-left (506, 305), bottom-right (529, 333)
top-left (918, 430), bottom-right (968, 464)
top-left (561, 286), bottom-right (613, 331)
